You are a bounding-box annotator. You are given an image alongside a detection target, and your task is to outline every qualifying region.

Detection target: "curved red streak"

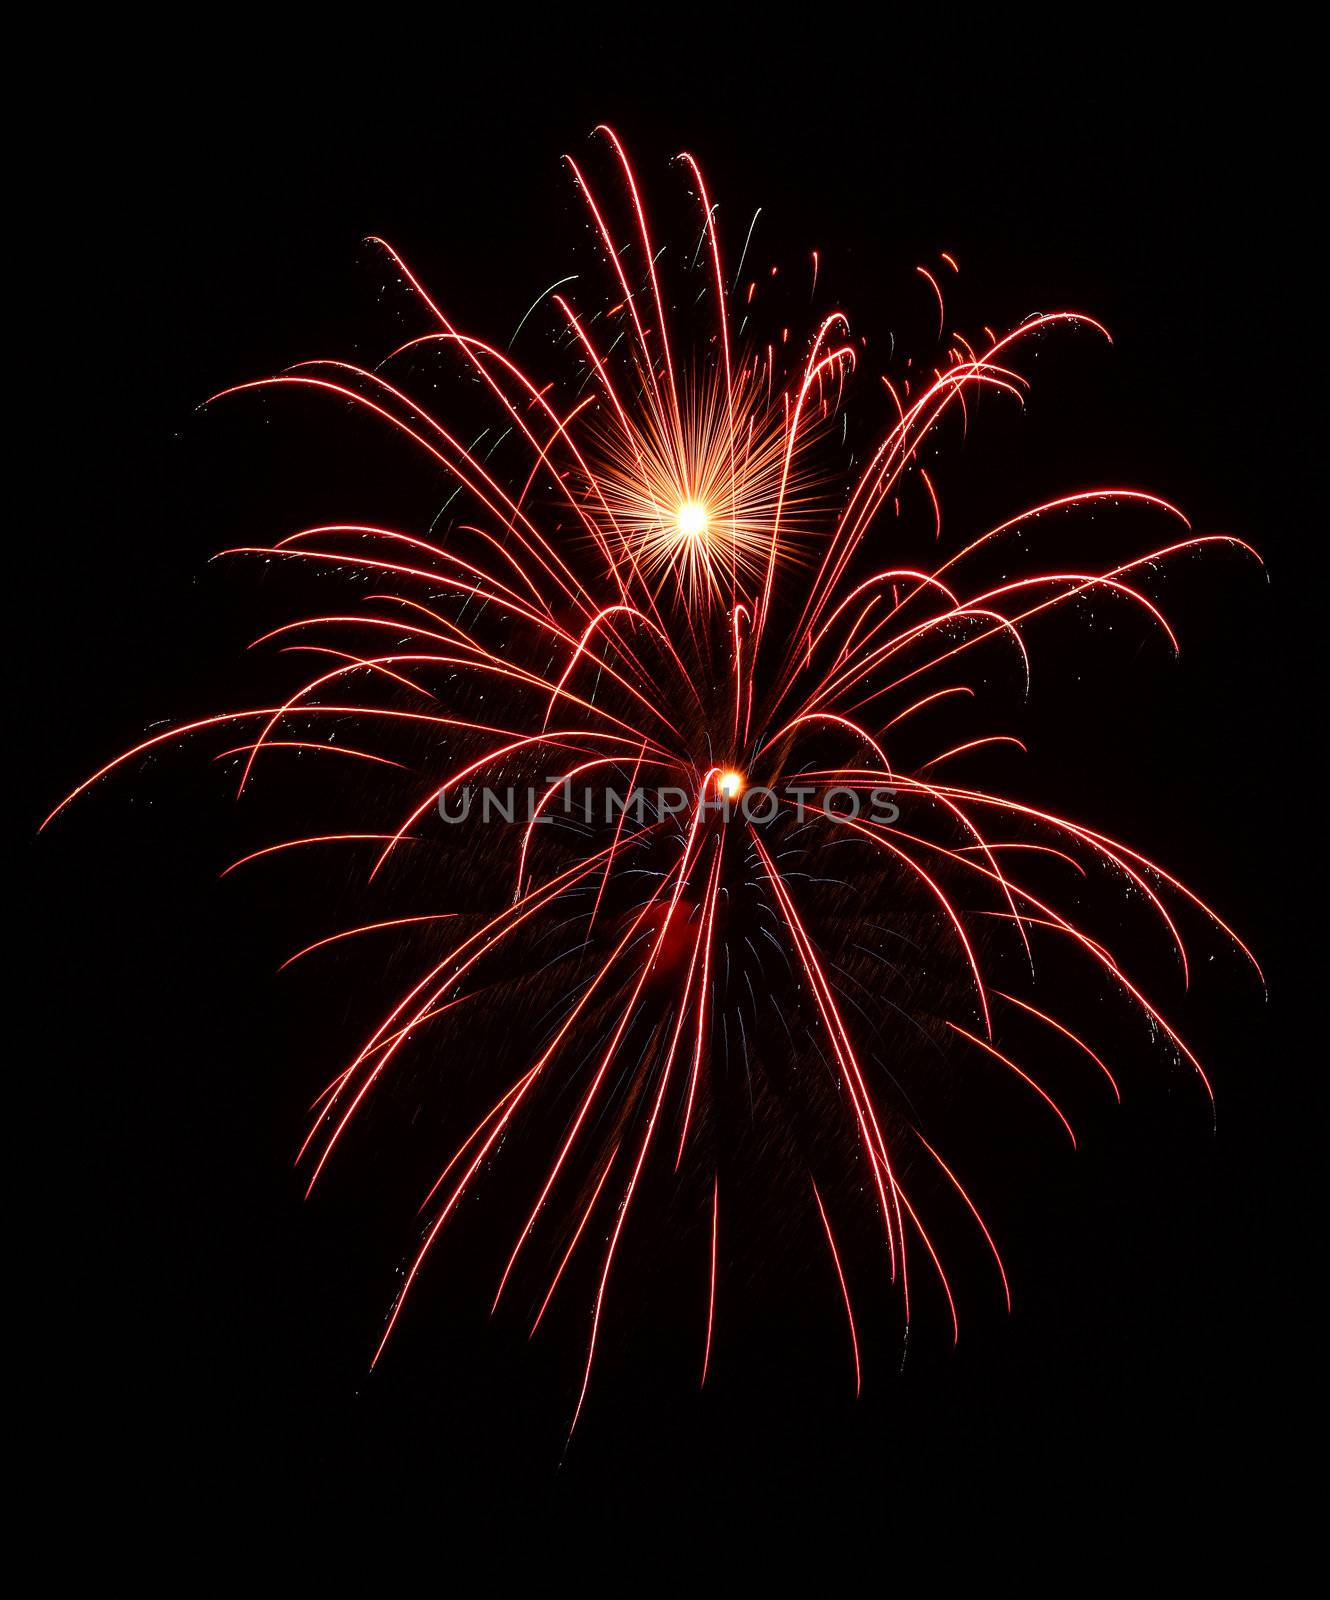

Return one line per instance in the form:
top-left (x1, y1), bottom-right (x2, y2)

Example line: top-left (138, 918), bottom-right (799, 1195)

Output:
top-left (946, 1021), bottom-right (1078, 1146)
top-left (530, 1150), bottom-right (620, 1336)
top-left (214, 740), bottom-right (409, 772)
top-left (811, 1183), bottom-right (861, 1396)
top-left (888, 1177), bottom-right (961, 1344)
top-left (590, 740), bottom-right (649, 932)
top-left (756, 710), bottom-right (892, 779)
top-left (955, 841), bottom-right (1087, 875)
top-left (674, 846), bottom-right (724, 1169)
top-left (562, 153), bottom-right (669, 429)
top-left (882, 685), bottom-right (975, 730)
top-left (677, 151), bottom-right (737, 577)
top-left (912, 1130), bottom-right (1011, 1312)
top-left (921, 735), bottom-right (1027, 770)
top-left (279, 913), bottom-right (458, 971)
top-left (930, 488), bottom-right (1190, 586)
top-left (596, 126), bottom-right (683, 446)
top-left (702, 1176), bottom-right (719, 1387)
top-left (993, 989), bottom-right (1121, 1103)
top-left (920, 466), bottom-right (941, 540)
top-left (221, 834), bottom-right (417, 877)
top-left (916, 264), bottom-right (945, 337)
top-left (755, 324), bottom-right (855, 645)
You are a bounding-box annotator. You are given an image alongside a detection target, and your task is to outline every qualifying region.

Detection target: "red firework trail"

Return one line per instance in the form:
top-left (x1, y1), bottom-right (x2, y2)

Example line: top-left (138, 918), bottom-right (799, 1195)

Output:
top-left (44, 128), bottom-right (1263, 1426)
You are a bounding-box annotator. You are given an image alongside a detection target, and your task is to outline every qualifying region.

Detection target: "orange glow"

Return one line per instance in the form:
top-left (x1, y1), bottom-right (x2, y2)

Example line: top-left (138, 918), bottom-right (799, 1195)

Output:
top-left (676, 501), bottom-right (709, 540)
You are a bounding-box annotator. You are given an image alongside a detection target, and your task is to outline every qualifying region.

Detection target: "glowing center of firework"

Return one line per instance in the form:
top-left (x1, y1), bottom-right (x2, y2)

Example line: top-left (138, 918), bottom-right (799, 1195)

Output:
top-left (718, 769), bottom-right (745, 801)
top-left (675, 501), bottom-right (710, 541)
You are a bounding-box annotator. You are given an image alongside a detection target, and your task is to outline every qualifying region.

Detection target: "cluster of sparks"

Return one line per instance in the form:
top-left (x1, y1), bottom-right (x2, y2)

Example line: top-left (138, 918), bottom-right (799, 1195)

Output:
top-left (46, 128), bottom-right (1262, 1430)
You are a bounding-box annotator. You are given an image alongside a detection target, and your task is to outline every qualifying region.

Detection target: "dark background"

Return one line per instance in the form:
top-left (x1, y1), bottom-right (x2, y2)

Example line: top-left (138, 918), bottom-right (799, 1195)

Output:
top-left (24, 29), bottom-right (1313, 1561)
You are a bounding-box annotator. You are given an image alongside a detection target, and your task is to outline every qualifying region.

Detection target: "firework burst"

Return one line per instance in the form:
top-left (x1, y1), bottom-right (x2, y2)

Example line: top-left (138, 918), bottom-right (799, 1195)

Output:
top-left (45, 127), bottom-right (1262, 1429)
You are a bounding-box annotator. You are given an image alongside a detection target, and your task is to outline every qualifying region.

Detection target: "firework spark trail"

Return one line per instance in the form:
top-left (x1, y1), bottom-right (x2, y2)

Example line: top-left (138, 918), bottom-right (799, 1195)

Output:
top-left (44, 128), bottom-right (1262, 1426)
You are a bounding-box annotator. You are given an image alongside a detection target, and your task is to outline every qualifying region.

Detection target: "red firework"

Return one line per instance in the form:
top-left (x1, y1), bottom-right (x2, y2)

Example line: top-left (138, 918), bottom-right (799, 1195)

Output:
top-left (44, 128), bottom-right (1262, 1429)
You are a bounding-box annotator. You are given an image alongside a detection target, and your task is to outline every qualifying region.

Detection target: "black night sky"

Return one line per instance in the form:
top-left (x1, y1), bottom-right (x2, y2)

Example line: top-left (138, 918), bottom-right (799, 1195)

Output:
top-left (25, 27), bottom-right (1313, 1563)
